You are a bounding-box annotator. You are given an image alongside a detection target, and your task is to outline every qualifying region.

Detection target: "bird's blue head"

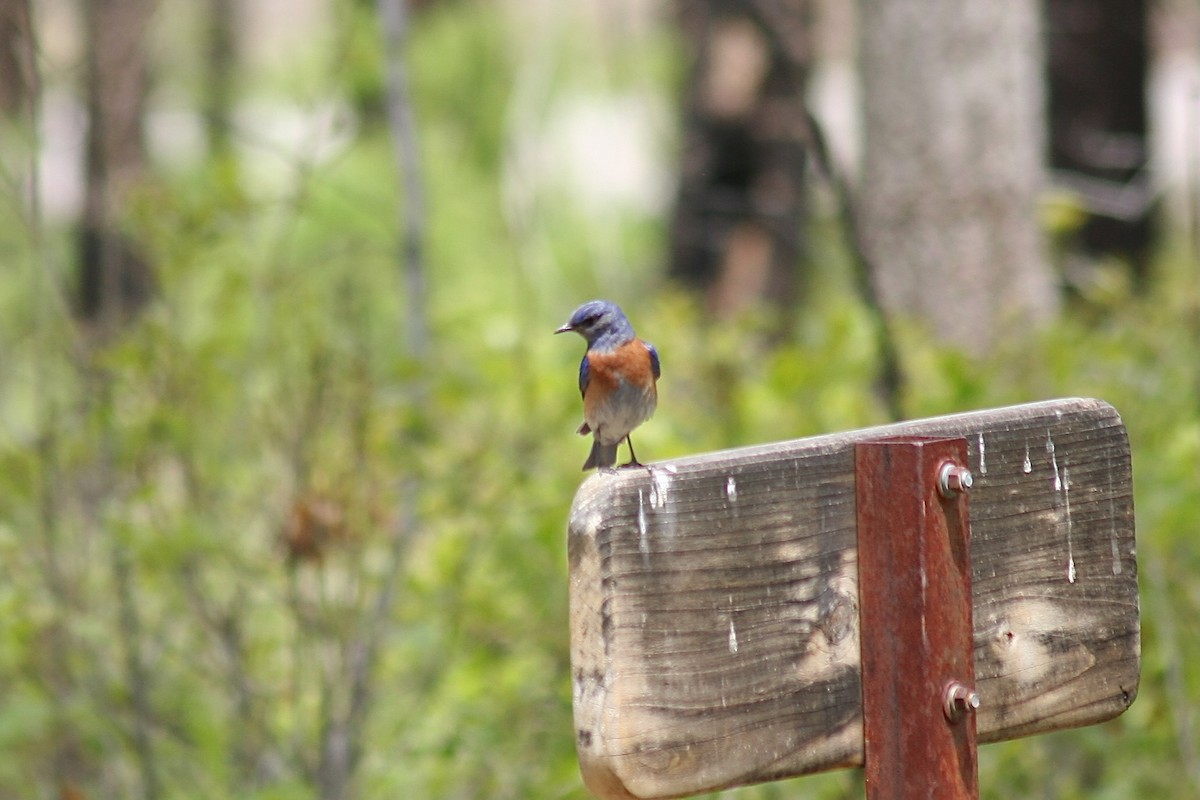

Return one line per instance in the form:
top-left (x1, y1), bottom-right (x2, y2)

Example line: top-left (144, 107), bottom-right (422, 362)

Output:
top-left (555, 300), bottom-right (636, 351)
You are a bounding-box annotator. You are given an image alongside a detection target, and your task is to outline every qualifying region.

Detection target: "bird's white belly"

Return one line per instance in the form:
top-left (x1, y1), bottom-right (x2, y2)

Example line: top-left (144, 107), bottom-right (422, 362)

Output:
top-left (587, 381), bottom-right (656, 445)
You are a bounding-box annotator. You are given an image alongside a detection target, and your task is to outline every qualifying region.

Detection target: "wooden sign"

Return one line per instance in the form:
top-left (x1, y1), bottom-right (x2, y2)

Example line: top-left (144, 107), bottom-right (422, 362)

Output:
top-left (568, 398), bottom-right (1139, 800)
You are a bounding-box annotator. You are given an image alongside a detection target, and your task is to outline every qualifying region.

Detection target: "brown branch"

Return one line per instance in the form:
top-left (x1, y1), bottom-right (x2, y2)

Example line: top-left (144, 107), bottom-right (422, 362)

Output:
top-left (180, 561), bottom-right (281, 787)
top-left (111, 540), bottom-right (161, 800)
top-left (801, 106), bottom-right (904, 420)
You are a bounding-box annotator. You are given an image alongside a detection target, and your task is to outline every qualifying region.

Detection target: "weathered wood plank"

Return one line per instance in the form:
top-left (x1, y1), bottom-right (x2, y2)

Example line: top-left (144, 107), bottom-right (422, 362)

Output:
top-left (568, 398), bottom-right (1139, 800)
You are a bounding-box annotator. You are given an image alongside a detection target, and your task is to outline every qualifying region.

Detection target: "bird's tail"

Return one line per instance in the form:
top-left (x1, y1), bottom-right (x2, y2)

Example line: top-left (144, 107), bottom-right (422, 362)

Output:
top-left (582, 440), bottom-right (619, 471)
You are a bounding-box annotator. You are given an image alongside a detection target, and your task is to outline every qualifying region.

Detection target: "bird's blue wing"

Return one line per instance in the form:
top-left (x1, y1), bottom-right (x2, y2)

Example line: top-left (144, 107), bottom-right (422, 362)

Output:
top-left (577, 355), bottom-right (590, 398)
top-left (645, 342), bottom-right (661, 379)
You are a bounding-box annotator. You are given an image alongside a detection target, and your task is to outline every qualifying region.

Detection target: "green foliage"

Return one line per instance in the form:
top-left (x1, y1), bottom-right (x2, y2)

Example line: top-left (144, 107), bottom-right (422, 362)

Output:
top-left (2, 1), bottom-right (1198, 798)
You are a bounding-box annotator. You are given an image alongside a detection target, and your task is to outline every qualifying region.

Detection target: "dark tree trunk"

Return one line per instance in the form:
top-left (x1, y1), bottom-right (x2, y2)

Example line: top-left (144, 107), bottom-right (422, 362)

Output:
top-left (78, 0), bottom-right (156, 331)
top-left (0, 0), bottom-right (35, 119)
top-left (668, 0), bottom-right (814, 319)
top-left (1046, 0), bottom-right (1152, 284)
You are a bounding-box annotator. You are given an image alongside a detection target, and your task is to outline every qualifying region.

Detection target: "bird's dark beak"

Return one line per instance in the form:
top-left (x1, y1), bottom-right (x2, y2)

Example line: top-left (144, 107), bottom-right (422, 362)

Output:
top-left (554, 323), bottom-right (573, 335)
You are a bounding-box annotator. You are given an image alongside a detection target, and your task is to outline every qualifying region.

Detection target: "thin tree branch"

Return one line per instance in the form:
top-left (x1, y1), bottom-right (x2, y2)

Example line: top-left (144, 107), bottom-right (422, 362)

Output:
top-left (313, 2), bottom-right (428, 797)
top-left (112, 539), bottom-right (161, 800)
top-left (1146, 550), bottom-right (1200, 794)
top-left (93, 372), bottom-right (161, 800)
top-left (802, 107), bottom-right (904, 421)
top-left (377, 0), bottom-right (427, 361)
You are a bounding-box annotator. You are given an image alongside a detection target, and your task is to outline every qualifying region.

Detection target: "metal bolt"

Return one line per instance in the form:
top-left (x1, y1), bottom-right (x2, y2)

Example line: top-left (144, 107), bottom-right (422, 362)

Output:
top-left (943, 681), bottom-right (980, 722)
top-left (938, 462), bottom-right (974, 499)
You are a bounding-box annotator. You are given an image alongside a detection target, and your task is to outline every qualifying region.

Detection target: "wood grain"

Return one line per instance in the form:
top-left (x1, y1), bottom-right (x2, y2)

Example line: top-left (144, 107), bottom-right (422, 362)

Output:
top-left (568, 398), bottom-right (1139, 800)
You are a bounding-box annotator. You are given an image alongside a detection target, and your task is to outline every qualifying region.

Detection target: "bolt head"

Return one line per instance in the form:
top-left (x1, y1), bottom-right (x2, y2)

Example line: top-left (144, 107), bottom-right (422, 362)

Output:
top-left (938, 462), bottom-right (974, 498)
top-left (943, 681), bottom-right (980, 722)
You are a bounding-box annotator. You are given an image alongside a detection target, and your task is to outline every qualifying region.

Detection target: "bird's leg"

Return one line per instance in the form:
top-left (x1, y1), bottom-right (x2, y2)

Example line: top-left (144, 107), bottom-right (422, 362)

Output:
top-left (621, 435), bottom-right (642, 468)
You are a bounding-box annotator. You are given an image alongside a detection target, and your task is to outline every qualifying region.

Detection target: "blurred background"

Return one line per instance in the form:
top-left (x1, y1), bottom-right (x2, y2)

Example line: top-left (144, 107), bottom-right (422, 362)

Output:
top-left (1, 0), bottom-right (1198, 797)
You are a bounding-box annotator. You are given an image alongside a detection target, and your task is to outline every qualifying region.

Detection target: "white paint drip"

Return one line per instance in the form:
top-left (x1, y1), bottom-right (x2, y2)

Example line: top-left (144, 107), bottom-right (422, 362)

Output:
top-left (728, 619), bottom-right (739, 654)
top-left (1047, 433), bottom-right (1061, 491)
top-left (1064, 464), bottom-right (1076, 583)
top-left (637, 488), bottom-right (649, 558)
top-left (646, 466), bottom-right (677, 538)
top-left (725, 476), bottom-right (738, 502)
top-left (1022, 443), bottom-right (1032, 474)
top-left (977, 433), bottom-right (987, 474)
top-left (649, 466), bottom-right (672, 509)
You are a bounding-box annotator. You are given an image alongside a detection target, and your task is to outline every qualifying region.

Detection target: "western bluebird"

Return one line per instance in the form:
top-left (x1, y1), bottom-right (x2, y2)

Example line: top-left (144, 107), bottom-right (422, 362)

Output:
top-left (556, 300), bottom-right (661, 471)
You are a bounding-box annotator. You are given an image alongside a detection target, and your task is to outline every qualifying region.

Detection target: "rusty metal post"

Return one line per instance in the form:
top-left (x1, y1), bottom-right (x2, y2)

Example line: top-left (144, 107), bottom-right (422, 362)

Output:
top-left (855, 436), bottom-right (978, 800)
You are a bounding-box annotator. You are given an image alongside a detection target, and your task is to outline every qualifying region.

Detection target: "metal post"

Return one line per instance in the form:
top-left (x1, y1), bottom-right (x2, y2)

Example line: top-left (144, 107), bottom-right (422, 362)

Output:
top-left (855, 436), bottom-right (978, 800)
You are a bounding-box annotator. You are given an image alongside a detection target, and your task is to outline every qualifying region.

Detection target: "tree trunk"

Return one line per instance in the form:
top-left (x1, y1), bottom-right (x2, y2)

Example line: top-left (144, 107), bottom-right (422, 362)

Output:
top-left (79, 0), bottom-right (156, 332)
top-left (668, 0), bottom-right (814, 319)
top-left (857, 0), bottom-right (1057, 354)
top-left (0, 0), bottom-right (35, 119)
top-left (205, 0), bottom-right (238, 157)
top-left (1046, 0), bottom-right (1151, 285)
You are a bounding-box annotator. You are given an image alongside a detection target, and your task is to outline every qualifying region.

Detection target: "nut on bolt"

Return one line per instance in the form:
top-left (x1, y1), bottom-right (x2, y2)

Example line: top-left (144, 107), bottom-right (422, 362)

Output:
top-left (943, 681), bottom-right (980, 722)
top-left (938, 462), bottom-right (974, 499)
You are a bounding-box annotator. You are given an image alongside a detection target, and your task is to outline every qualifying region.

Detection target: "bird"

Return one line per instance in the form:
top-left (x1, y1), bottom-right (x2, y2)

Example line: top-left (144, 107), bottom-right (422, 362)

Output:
top-left (556, 300), bottom-right (660, 471)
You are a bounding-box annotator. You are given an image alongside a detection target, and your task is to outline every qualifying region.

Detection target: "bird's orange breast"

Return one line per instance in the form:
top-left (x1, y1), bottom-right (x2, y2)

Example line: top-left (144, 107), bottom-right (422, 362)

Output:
top-left (586, 340), bottom-right (657, 393)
